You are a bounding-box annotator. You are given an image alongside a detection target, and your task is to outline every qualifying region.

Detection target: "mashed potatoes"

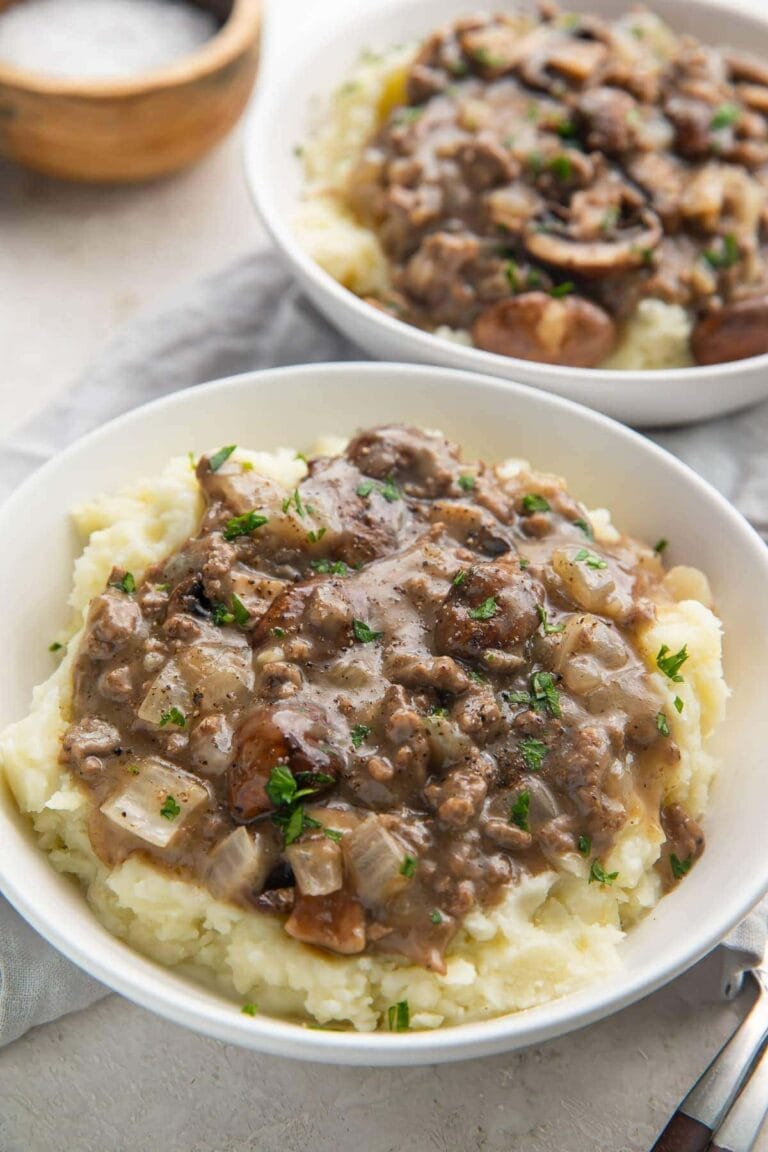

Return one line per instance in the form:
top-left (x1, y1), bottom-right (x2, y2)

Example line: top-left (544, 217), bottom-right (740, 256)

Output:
top-left (0, 447), bottom-right (726, 1031)
top-left (295, 46), bottom-right (696, 372)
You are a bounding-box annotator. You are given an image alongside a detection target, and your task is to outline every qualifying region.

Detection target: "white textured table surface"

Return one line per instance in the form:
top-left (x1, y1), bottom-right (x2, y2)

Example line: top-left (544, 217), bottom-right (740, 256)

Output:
top-left (2, 2), bottom-right (768, 1149)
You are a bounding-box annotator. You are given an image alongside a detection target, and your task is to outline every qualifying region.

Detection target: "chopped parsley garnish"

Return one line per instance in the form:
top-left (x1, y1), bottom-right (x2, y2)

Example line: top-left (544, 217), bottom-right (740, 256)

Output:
top-left (400, 854), bottom-right (418, 878)
top-left (265, 764), bottom-right (333, 846)
top-left (430, 909), bottom-right (443, 925)
top-left (453, 568), bottom-right (468, 587)
top-left (160, 795), bottom-right (181, 821)
top-left (281, 806), bottom-right (308, 846)
top-left (357, 477), bottom-right (400, 502)
top-left (241, 461), bottom-right (254, 473)
top-left (209, 444), bottom-right (236, 472)
top-left (656, 643), bottom-right (689, 683)
top-left (351, 724), bottom-right (371, 749)
top-left (223, 510), bottom-right (269, 541)
top-left (550, 281), bottom-right (575, 298)
top-left (468, 669), bottom-right (486, 684)
top-left (471, 46), bottom-right (505, 69)
top-left (519, 737), bottom-right (547, 772)
top-left (654, 538), bottom-right (669, 554)
top-left (504, 689), bottom-right (532, 707)
top-left (671, 853), bottom-right (693, 880)
top-left (159, 707), bottom-right (186, 728)
top-left (600, 206), bottom-right (619, 233)
top-left (352, 618), bottom-right (382, 644)
top-left (536, 604), bottom-right (565, 635)
top-left (577, 834), bottom-right (592, 856)
top-left (574, 547), bottom-right (607, 570)
top-left (574, 517), bottom-right (593, 538)
top-left (387, 1001), bottom-right (410, 1032)
top-left (394, 106), bottom-right (424, 124)
top-left (710, 102), bottom-right (741, 130)
top-left (379, 477), bottom-right (401, 503)
top-left (271, 626), bottom-right (286, 639)
top-left (230, 593), bottom-right (250, 628)
top-left (111, 571), bottom-right (136, 595)
top-left (656, 711), bottom-right (670, 737)
top-left (522, 493), bottom-right (550, 514)
top-left (307, 527), bottom-right (327, 544)
top-left (556, 117), bottom-right (576, 139)
top-left (510, 789), bottom-right (531, 832)
top-left (530, 671), bottom-right (561, 717)
top-left (212, 602), bottom-right (235, 626)
top-left (282, 488), bottom-right (305, 517)
top-left (589, 860), bottom-right (618, 886)
top-left (507, 262), bottom-right (544, 292)
top-left (674, 695), bottom-right (684, 714)
top-left (447, 58), bottom-right (469, 76)
top-left (704, 233), bottom-right (739, 270)
top-left (323, 827), bottom-right (344, 844)
top-left (48, 641), bottom-right (63, 652)
top-left (548, 153), bottom-right (572, 182)
top-left (310, 557), bottom-right (348, 576)
top-left (468, 596), bottom-right (497, 621)
top-left (265, 764), bottom-right (298, 807)
top-left (126, 764), bottom-right (140, 775)
top-left (241, 1002), bottom-right (258, 1016)
top-left (458, 473), bottom-right (476, 493)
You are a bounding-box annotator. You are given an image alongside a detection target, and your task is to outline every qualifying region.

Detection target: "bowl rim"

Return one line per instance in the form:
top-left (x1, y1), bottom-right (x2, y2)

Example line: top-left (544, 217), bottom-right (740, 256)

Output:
top-left (0, 0), bottom-right (261, 97)
top-left (2, 359), bottom-right (768, 1064)
top-left (243, 0), bottom-right (768, 389)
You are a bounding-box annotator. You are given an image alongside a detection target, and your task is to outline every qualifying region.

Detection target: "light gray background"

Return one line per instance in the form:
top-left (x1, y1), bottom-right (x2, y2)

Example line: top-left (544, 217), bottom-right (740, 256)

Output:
top-left (1, 1), bottom-right (767, 1148)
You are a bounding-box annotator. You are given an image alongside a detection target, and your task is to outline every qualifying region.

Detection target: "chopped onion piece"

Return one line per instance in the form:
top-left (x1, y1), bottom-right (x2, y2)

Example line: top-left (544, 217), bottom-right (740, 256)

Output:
top-left (286, 838), bottom-right (343, 896)
top-left (342, 815), bottom-right (408, 907)
top-left (176, 637), bottom-right (254, 712)
top-left (206, 826), bottom-right (277, 900)
top-left (137, 659), bottom-right (192, 726)
top-left (100, 759), bottom-right (208, 848)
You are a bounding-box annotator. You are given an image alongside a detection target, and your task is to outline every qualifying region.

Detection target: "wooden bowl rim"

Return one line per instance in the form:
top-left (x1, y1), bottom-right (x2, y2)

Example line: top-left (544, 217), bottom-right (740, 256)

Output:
top-left (0, 0), bottom-right (261, 97)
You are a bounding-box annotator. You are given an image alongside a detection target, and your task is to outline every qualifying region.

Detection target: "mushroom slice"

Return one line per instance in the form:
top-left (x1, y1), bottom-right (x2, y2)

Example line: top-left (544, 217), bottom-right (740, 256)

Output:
top-left (472, 292), bottom-right (616, 367)
top-left (691, 296), bottom-right (768, 365)
top-left (725, 50), bottom-right (768, 88)
top-left (523, 207), bottom-right (662, 277)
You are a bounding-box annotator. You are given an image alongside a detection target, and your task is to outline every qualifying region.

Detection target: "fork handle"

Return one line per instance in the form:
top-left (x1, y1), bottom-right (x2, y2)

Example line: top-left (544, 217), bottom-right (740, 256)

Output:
top-left (651, 972), bottom-right (768, 1150)
top-left (708, 1036), bottom-right (768, 1152)
top-left (649, 1111), bottom-right (712, 1152)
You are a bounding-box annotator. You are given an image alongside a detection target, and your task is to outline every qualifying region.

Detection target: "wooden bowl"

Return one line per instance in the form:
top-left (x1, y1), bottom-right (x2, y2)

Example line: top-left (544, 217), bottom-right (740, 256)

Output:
top-left (0, 0), bottom-right (262, 183)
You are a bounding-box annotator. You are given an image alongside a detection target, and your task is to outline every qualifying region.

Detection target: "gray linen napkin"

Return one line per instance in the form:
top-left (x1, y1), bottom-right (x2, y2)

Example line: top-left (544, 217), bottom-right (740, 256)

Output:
top-left (0, 248), bottom-right (764, 1046)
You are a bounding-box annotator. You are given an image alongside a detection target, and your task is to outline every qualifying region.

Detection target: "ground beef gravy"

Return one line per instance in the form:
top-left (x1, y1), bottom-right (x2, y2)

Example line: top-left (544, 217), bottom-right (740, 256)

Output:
top-left (347, 7), bottom-right (768, 367)
top-left (62, 426), bottom-right (701, 972)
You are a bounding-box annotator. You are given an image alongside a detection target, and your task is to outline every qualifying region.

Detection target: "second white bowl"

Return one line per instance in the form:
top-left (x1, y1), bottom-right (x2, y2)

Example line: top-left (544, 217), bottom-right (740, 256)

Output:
top-left (245, 0), bottom-right (768, 428)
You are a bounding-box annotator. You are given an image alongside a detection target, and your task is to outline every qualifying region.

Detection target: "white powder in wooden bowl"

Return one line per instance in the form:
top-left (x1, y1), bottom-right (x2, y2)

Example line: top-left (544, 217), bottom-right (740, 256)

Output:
top-left (0, 0), bottom-right (218, 80)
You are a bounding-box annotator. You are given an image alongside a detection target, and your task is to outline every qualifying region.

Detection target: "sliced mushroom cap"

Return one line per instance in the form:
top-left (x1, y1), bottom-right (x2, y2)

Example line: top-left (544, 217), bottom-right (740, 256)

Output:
top-left (691, 295), bottom-right (768, 365)
top-left (523, 206), bottom-right (662, 277)
top-left (725, 50), bottom-right (768, 88)
top-left (516, 25), bottom-right (609, 92)
top-left (472, 292), bottom-right (616, 367)
top-left (575, 86), bottom-right (639, 154)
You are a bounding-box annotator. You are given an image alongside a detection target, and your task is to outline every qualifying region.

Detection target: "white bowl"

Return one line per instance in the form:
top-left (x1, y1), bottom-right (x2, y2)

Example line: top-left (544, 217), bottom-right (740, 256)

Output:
top-left (245, 0), bottom-right (768, 428)
top-left (1, 361), bottom-right (768, 1065)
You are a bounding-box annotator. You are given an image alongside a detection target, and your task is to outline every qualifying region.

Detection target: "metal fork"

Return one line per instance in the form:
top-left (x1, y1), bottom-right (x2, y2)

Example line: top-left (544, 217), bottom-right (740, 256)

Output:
top-left (710, 1036), bottom-right (768, 1151)
top-left (651, 969), bottom-right (768, 1151)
